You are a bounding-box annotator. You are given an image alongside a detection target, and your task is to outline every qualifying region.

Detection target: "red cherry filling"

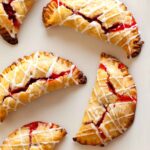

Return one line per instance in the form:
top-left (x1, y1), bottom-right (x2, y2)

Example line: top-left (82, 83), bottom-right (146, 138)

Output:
top-left (24, 121), bottom-right (46, 147)
top-left (2, 0), bottom-right (20, 28)
top-left (52, 0), bottom-right (63, 6)
top-left (99, 129), bottom-right (107, 140)
top-left (108, 18), bottom-right (136, 32)
top-left (23, 122), bottom-right (59, 147)
top-left (10, 70), bottom-right (70, 95)
top-left (91, 63), bottom-right (136, 140)
top-left (118, 63), bottom-right (126, 70)
top-left (83, 63), bottom-right (136, 141)
top-left (10, 69), bottom-right (72, 95)
top-left (52, 0), bottom-right (136, 34)
top-left (96, 106), bottom-right (108, 140)
top-left (2, 67), bottom-right (76, 104)
top-left (99, 64), bottom-right (107, 71)
top-left (24, 121), bottom-right (40, 147)
top-left (99, 63), bottom-right (136, 102)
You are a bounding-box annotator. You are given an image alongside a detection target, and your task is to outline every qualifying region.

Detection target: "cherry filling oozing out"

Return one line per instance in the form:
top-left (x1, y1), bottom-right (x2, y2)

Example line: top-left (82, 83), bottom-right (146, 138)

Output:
top-left (2, 68), bottom-right (74, 103)
top-left (24, 122), bottom-right (58, 147)
top-left (99, 64), bottom-right (137, 102)
top-left (52, 0), bottom-right (136, 34)
top-left (118, 63), bottom-right (126, 70)
top-left (85, 63), bottom-right (136, 141)
top-left (24, 121), bottom-right (46, 147)
top-left (2, 0), bottom-right (21, 28)
top-left (97, 106), bottom-right (108, 140)
top-left (108, 17), bottom-right (136, 32)
top-left (10, 69), bottom-right (72, 94)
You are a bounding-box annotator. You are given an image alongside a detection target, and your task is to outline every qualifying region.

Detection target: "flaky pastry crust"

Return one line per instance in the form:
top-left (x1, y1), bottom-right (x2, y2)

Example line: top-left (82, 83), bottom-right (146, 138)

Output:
top-left (43, 0), bottom-right (144, 58)
top-left (0, 51), bottom-right (87, 122)
top-left (0, 0), bottom-right (35, 44)
top-left (73, 53), bottom-right (137, 146)
top-left (0, 121), bottom-right (67, 150)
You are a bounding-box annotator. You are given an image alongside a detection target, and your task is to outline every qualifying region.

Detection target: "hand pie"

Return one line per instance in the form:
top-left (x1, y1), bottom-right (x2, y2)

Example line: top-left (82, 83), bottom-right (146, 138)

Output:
top-left (0, 121), bottom-right (67, 150)
top-left (0, 51), bottom-right (87, 122)
top-left (0, 0), bottom-right (35, 45)
top-left (43, 0), bottom-right (144, 58)
top-left (73, 53), bottom-right (137, 146)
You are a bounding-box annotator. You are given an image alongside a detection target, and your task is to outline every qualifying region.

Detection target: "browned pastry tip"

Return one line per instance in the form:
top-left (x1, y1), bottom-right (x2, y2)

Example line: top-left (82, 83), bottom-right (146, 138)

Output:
top-left (42, 1), bottom-right (57, 27)
top-left (130, 36), bottom-right (144, 58)
top-left (0, 0), bottom-right (35, 45)
top-left (0, 27), bottom-right (18, 45)
top-left (76, 71), bottom-right (87, 84)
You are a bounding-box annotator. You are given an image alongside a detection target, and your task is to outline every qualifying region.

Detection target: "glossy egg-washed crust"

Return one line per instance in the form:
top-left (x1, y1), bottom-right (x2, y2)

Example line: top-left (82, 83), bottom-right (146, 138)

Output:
top-left (73, 53), bottom-right (137, 146)
top-left (0, 121), bottom-right (67, 150)
top-left (0, 51), bottom-right (87, 122)
top-left (0, 0), bottom-right (35, 45)
top-left (43, 0), bottom-right (144, 58)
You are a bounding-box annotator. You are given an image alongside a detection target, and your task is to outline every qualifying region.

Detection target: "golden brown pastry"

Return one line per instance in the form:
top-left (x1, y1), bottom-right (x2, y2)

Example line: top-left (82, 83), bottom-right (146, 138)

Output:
top-left (43, 0), bottom-right (144, 58)
top-left (0, 121), bottom-right (67, 150)
top-left (73, 53), bottom-right (137, 146)
top-left (0, 0), bottom-right (35, 44)
top-left (0, 51), bottom-right (87, 122)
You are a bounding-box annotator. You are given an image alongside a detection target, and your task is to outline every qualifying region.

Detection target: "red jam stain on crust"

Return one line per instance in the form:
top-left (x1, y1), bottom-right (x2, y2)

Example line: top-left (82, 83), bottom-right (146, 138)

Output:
top-left (82, 62), bottom-right (136, 142)
top-left (99, 129), bottom-right (106, 140)
top-left (96, 106), bottom-right (108, 140)
top-left (24, 122), bottom-right (41, 147)
top-left (10, 67), bottom-right (75, 95)
top-left (99, 64), bottom-right (107, 71)
top-left (2, 0), bottom-right (21, 28)
top-left (51, 0), bottom-right (136, 33)
top-left (2, 66), bottom-right (79, 104)
top-left (24, 122), bottom-right (60, 148)
top-left (52, 0), bottom-right (63, 6)
top-left (108, 18), bottom-right (136, 33)
top-left (99, 63), bottom-right (136, 102)
top-left (50, 70), bottom-right (71, 79)
top-left (118, 63), bottom-right (126, 70)
top-left (24, 121), bottom-right (46, 147)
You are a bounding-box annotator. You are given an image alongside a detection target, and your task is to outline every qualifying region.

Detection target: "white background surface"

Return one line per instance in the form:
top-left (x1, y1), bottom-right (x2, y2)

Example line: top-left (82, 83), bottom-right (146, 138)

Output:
top-left (0, 0), bottom-right (149, 150)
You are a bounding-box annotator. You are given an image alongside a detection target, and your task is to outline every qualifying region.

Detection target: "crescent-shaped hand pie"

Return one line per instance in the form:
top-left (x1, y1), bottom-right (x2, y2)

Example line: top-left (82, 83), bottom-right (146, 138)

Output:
top-left (0, 0), bottom-right (35, 45)
top-left (0, 121), bottom-right (67, 150)
top-left (0, 51), bottom-right (87, 122)
top-left (73, 53), bottom-right (137, 146)
top-left (43, 0), bottom-right (144, 58)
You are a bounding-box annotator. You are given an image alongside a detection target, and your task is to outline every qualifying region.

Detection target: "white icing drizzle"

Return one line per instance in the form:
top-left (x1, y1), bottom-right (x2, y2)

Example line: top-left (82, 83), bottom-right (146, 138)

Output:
top-left (55, 0), bottom-right (140, 55)
top-left (1, 123), bottom-right (65, 149)
top-left (87, 106), bottom-right (105, 124)
top-left (0, 52), bottom-right (79, 120)
top-left (46, 57), bottom-right (58, 78)
top-left (91, 123), bottom-right (104, 143)
top-left (13, 0), bottom-right (28, 22)
top-left (77, 55), bottom-right (136, 144)
top-left (0, 0), bottom-right (33, 39)
top-left (0, 3), bottom-right (16, 38)
top-left (100, 123), bottom-right (112, 140)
